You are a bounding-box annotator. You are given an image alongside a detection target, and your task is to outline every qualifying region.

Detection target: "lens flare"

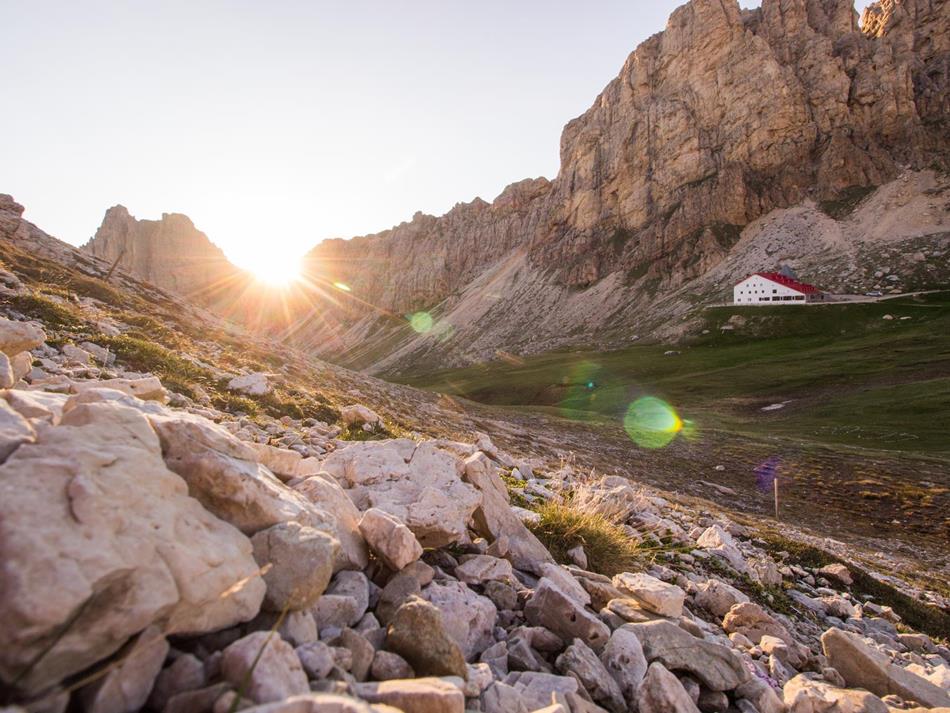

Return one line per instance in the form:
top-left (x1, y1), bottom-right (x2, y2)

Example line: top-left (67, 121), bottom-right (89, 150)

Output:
top-left (333, 282), bottom-right (351, 292)
top-left (558, 361), bottom-right (616, 419)
top-left (623, 396), bottom-right (684, 449)
top-left (755, 456), bottom-right (781, 493)
top-left (409, 311), bottom-right (434, 333)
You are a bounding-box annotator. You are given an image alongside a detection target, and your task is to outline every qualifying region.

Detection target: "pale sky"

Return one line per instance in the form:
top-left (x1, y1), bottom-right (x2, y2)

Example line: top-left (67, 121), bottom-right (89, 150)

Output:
top-left (1, 1), bottom-right (874, 272)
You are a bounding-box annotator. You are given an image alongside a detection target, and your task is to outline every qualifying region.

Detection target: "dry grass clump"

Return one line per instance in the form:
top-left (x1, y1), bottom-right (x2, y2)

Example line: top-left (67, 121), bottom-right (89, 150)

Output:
top-left (528, 500), bottom-right (642, 576)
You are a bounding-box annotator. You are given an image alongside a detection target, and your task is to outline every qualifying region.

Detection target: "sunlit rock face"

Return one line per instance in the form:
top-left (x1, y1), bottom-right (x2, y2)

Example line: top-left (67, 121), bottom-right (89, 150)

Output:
top-left (299, 0), bottom-right (948, 367)
top-left (77, 0), bottom-right (949, 371)
top-left (83, 206), bottom-right (239, 298)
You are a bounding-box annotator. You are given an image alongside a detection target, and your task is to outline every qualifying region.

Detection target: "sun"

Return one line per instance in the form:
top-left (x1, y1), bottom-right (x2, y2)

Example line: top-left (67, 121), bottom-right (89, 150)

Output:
top-left (247, 254), bottom-right (302, 287)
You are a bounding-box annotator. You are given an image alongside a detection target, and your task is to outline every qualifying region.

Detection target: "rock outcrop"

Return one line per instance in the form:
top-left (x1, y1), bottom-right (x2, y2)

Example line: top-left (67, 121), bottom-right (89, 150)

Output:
top-left (83, 206), bottom-right (239, 299)
top-left (293, 0), bottom-right (949, 371)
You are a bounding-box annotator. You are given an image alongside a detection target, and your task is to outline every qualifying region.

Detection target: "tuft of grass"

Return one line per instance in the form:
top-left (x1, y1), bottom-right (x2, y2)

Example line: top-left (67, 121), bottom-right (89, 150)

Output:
top-left (528, 500), bottom-right (644, 576)
top-left (115, 313), bottom-right (185, 348)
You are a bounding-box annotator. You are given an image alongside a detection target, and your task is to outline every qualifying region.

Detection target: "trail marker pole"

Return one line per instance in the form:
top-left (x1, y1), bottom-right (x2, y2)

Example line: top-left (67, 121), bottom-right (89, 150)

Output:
top-left (774, 477), bottom-right (780, 519)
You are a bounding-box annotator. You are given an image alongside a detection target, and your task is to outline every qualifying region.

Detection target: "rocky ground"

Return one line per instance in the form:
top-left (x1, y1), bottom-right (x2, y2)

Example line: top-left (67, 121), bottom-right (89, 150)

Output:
top-left (2, 194), bottom-right (950, 712)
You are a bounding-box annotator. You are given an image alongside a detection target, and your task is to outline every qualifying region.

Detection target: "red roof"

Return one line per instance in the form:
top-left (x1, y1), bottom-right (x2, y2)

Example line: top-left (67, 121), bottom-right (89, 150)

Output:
top-left (735, 272), bottom-right (821, 294)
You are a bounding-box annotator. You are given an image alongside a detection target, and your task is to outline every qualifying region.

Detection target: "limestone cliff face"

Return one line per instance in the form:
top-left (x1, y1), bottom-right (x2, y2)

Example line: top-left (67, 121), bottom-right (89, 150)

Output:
top-left (83, 206), bottom-right (239, 299)
top-left (79, 0), bottom-right (949, 371)
top-left (308, 0), bottom-right (947, 314)
top-left (306, 177), bottom-right (552, 314)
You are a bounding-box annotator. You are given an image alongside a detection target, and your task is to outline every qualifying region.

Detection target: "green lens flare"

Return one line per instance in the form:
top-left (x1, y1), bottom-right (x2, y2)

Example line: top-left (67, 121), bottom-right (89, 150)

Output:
top-left (623, 396), bottom-right (683, 449)
top-left (409, 312), bottom-right (434, 333)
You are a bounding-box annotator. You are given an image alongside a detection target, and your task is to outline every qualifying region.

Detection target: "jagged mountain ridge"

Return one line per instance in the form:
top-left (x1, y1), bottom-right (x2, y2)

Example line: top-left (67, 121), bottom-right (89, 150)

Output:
top-left (80, 0), bottom-right (950, 372)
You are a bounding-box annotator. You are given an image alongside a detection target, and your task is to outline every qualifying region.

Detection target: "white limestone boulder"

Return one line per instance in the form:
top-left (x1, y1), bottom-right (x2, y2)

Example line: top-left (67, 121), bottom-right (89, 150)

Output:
top-left (423, 580), bottom-right (497, 661)
top-left (78, 626), bottom-right (169, 713)
top-left (341, 404), bottom-right (382, 427)
top-left (220, 632), bottom-right (308, 704)
top-left (694, 579), bottom-right (750, 618)
top-left (612, 573), bottom-right (685, 618)
top-left (293, 474), bottom-right (369, 571)
top-left (0, 352), bottom-right (13, 388)
top-left (9, 351), bottom-right (32, 382)
top-left (0, 317), bottom-right (45, 355)
top-left (251, 521), bottom-right (338, 611)
top-left (0, 402), bottom-right (264, 694)
top-left (358, 508), bottom-right (423, 571)
top-left (461, 451), bottom-right (553, 573)
top-left (228, 372), bottom-right (271, 396)
top-left (696, 525), bottom-right (748, 574)
top-left (821, 628), bottom-right (950, 709)
top-left (72, 376), bottom-right (168, 403)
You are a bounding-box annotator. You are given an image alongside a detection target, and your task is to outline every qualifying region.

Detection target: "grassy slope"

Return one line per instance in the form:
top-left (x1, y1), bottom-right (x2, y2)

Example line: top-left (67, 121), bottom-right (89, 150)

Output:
top-left (399, 292), bottom-right (950, 454)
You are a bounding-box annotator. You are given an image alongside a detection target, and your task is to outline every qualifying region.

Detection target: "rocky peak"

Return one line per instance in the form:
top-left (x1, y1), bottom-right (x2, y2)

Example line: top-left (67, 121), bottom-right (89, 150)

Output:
top-left (84, 205), bottom-right (238, 298)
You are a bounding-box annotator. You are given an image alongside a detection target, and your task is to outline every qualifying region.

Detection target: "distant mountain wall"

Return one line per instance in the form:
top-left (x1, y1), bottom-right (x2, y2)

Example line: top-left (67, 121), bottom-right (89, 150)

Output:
top-left (80, 0), bottom-right (950, 371)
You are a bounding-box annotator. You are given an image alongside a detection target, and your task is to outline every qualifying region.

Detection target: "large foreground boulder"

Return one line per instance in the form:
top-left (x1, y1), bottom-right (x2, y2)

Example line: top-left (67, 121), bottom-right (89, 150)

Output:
top-left (0, 401), bottom-right (264, 694)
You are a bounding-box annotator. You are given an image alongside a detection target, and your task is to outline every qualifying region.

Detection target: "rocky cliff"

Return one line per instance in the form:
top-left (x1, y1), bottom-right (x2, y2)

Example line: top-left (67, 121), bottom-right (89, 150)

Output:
top-left (80, 0), bottom-right (950, 372)
top-left (83, 206), bottom-right (241, 300)
top-left (301, 0), bottom-right (949, 371)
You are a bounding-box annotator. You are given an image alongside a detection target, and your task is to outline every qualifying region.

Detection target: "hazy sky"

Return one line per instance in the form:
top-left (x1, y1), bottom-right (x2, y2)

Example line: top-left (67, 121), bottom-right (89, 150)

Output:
top-left (1, 1), bottom-right (874, 271)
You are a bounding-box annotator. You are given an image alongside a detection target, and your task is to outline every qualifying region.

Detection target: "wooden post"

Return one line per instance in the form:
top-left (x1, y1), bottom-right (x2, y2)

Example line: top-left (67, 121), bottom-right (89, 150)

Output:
top-left (104, 249), bottom-right (126, 282)
top-left (774, 477), bottom-right (780, 520)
